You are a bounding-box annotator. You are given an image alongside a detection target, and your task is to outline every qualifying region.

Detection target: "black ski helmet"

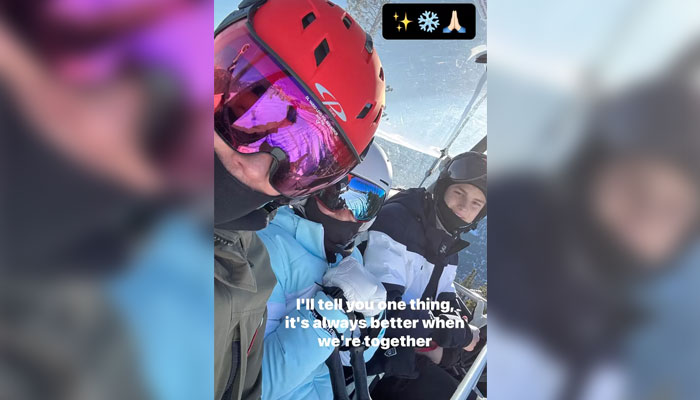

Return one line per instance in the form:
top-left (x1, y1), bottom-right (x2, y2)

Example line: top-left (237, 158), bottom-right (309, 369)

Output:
top-left (430, 151), bottom-right (487, 234)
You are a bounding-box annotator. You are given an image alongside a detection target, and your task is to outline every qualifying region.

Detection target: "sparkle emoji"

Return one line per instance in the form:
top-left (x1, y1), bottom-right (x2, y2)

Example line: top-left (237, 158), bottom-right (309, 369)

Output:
top-left (397, 24), bottom-right (402, 32)
top-left (400, 13), bottom-right (412, 31)
top-left (394, 12), bottom-right (398, 21)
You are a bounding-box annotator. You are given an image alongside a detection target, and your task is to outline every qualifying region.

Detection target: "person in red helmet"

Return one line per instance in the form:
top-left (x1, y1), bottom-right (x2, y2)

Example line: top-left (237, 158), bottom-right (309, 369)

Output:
top-left (213, 0), bottom-right (385, 399)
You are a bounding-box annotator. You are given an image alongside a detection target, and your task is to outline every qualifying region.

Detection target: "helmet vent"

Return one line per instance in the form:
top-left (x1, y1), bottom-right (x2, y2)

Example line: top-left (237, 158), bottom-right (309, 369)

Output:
top-left (343, 15), bottom-right (353, 29)
top-left (359, 140), bottom-right (373, 158)
top-left (356, 103), bottom-right (373, 119)
top-left (327, 1), bottom-right (335, 6)
top-left (302, 12), bottom-right (316, 29)
top-left (364, 33), bottom-right (374, 54)
top-left (379, 67), bottom-right (384, 81)
top-left (373, 106), bottom-right (383, 124)
top-left (314, 39), bottom-right (330, 66)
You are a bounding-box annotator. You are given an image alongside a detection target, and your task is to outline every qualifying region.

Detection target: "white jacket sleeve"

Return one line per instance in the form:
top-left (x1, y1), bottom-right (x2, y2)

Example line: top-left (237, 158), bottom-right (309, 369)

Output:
top-left (362, 231), bottom-right (416, 297)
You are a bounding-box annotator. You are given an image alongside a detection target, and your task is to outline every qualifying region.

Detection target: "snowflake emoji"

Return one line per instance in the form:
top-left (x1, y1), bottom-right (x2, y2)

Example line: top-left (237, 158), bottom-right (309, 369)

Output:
top-left (418, 11), bottom-right (440, 33)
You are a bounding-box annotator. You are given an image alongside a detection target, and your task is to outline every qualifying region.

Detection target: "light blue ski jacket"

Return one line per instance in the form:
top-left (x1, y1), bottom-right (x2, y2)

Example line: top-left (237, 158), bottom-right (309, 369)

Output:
top-left (257, 207), bottom-right (382, 400)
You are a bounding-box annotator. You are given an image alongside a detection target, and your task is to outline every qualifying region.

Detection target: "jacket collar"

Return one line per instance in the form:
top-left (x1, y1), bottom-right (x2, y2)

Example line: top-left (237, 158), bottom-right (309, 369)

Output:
top-left (269, 207), bottom-right (327, 260)
top-left (214, 229), bottom-right (257, 291)
top-left (388, 188), bottom-right (469, 260)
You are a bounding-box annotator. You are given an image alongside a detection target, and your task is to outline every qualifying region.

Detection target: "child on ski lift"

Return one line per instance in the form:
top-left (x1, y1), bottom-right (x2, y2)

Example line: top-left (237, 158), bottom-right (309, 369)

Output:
top-left (362, 151), bottom-right (487, 400)
top-left (255, 143), bottom-right (393, 400)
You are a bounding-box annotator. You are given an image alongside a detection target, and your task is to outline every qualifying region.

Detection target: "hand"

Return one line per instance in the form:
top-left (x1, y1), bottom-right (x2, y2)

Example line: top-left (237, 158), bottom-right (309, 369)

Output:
top-left (311, 291), bottom-right (349, 337)
top-left (453, 10), bottom-right (463, 31)
top-left (321, 257), bottom-right (386, 317)
top-left (419, 346), bottom-right (443, 364)
top-left (432, 314), bottom-right (472, 348)
top-left (463, 325), bottom-right (480, 351)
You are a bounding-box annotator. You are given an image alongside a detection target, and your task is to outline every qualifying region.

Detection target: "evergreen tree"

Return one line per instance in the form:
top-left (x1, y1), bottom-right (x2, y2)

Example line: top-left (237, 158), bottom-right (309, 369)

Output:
top-left (346, 0), bottom-right (388, 36)
top-left (460, 268), bottom-right (478, 289)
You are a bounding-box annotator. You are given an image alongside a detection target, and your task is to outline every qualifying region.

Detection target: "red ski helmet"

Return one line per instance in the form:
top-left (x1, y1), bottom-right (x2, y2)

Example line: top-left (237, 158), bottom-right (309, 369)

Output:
top-left (215, 0), bottom-right (385, 198)
top-left (215, 0), bottom-right (385, 181)
top-left (251, 0), bottom-right (385, 156)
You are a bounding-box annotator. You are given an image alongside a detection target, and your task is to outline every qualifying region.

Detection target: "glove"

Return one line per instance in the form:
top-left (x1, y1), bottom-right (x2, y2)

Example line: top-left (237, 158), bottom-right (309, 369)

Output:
top-left (321, 257), bottom-right (387, 317)
top-left (311, 291), bottom-right (350, 337)
top-left (432, 314), bottom-right (475, 348)
top-left (463, 324), bottom-right (481, 351)
top-left (440, 325), bottom-right (485, 368)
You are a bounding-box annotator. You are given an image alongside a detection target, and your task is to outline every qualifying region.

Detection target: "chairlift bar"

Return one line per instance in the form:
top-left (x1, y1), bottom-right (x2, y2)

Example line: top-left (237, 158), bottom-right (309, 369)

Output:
top-left (326, 348), bottom-right (350, 400)
top-left (350, 346), bottom-right (371, 400)
top-left (450, 345), bottom-right (487, 400)
top-left (419, 69), bottom-right (487, 187)
top-left (443, 69), bottom-right (487, 153)
top-left (470, 135), bottom-right (487, 154)
top-left (454, 282), bottom-right (487, 304)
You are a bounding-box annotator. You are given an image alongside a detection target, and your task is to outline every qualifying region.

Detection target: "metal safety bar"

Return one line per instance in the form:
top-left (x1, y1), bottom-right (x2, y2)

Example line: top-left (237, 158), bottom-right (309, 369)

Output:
top-left (450, 344), bottom-right (487, 400)
top-left (454, 282), bottom-right (487, 328)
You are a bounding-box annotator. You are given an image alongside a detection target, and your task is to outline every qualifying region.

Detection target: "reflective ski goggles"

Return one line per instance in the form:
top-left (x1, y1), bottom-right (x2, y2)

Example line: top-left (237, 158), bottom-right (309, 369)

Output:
top-left (444, 153), bottom-right (487, 182)
top-left (214, 18), bottom-right (359, 198)
top-left (316, 175), bottom-right (387, 222)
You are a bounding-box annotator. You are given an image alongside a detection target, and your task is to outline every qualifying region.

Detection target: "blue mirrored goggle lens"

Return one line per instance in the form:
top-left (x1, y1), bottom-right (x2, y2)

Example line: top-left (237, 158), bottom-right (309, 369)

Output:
top-left (318, 176), bottom-right (386, 222)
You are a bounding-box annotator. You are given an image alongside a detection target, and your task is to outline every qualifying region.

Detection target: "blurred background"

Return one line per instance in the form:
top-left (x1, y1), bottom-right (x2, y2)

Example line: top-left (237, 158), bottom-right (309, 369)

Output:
top-left (0, 0), bottom-right (213, 399)
top-left (488, 0), bottom-right (700, 399)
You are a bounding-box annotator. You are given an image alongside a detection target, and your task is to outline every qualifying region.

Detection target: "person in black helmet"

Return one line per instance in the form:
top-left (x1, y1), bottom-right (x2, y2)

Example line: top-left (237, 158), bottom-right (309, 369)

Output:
top-left (489, 66), bottom-right (700, 399)
top-left (432, 153), bottom-right (488, 235)
top-left (360, 151), bottom-right (487, 400)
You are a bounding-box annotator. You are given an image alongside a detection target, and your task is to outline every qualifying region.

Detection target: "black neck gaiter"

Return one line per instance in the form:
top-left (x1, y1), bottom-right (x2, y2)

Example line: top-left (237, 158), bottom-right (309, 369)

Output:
top-left (433, 181), bottom-right (472, 235)
top-left (304, 198), bottom-right (363, 262)
top-left (436, 197), bottom-right (472, 235)
top-left (214, 153), bottom-right (280, 231)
